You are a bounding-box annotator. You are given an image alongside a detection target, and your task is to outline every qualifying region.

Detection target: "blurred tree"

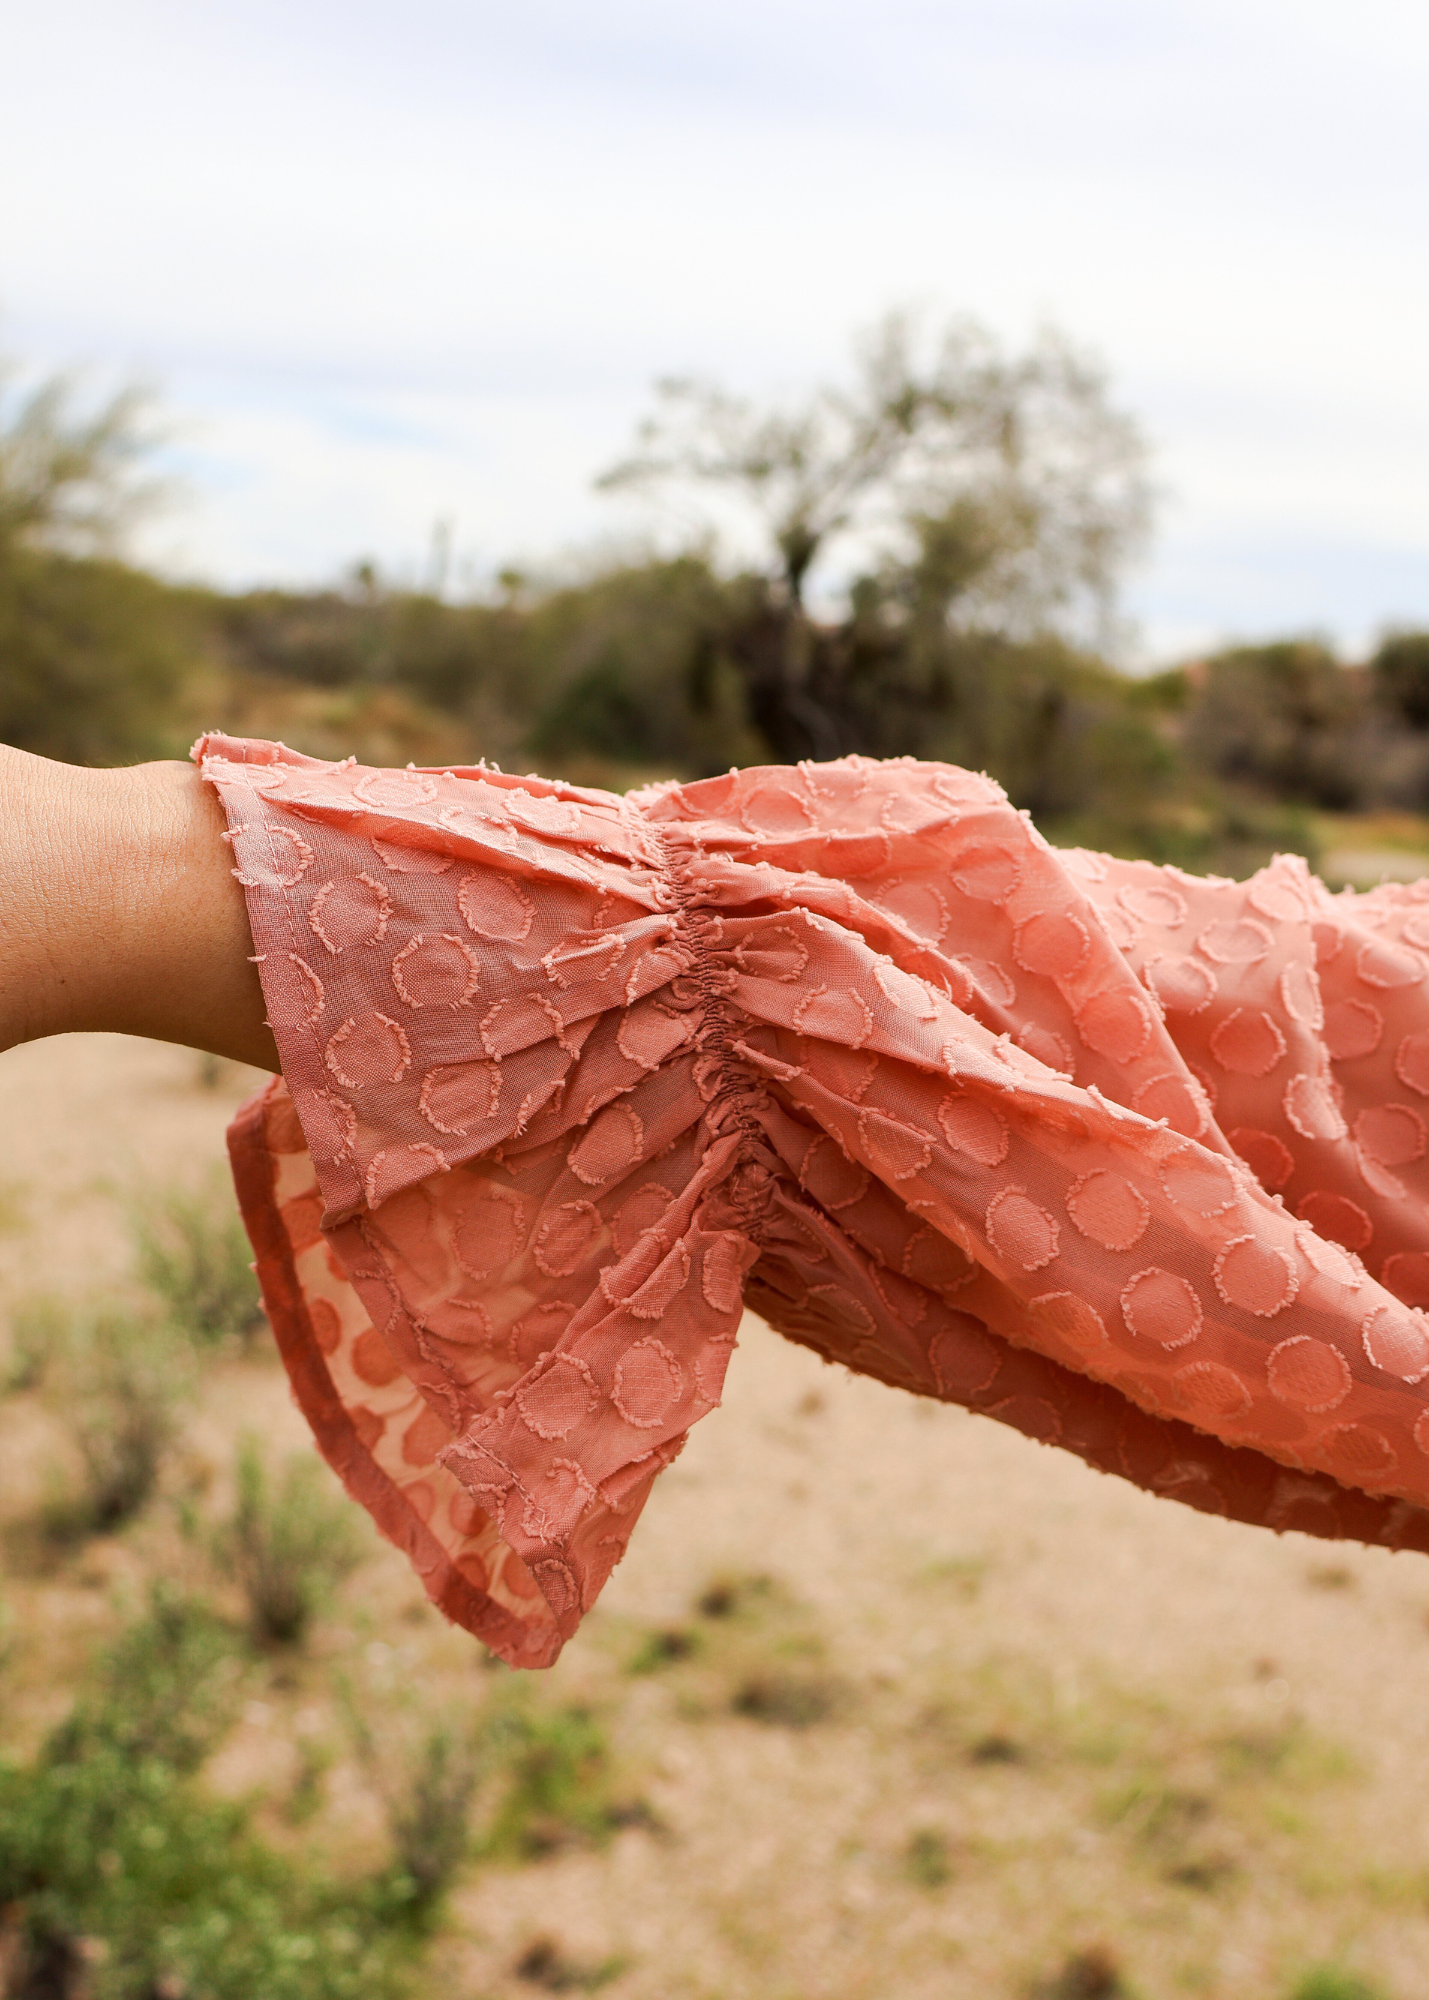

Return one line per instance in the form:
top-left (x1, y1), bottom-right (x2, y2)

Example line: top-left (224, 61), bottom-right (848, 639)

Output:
top-left (524, 554), bottom-right (761, 777)
top-left (0, 555), bottom-right (193, 765)
top-left (0, 363), bottom-right (187, 762)
top-left (1181, 640), bottom-right (1368, 811)
top-left (2, 334), bottom-right (1398, 881)
top-left (0, 370), bottom-right (157, 557)
top-left (598, 313), bottom-right (1151, 762)
top-left (205, 554), bottom-right (761, 780)
top-left (1371, 630), bottom-right (1429, 731)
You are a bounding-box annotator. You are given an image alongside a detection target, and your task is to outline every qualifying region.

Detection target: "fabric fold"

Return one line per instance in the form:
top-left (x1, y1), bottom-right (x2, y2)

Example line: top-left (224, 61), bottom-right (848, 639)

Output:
top-left (198, 733), bottom-right (1429, 1668)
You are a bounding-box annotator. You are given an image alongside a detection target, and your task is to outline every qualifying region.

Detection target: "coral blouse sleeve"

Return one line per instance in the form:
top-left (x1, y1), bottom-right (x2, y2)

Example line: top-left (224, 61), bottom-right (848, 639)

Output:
top-left (195, 734), bottom-right (1429, 1668)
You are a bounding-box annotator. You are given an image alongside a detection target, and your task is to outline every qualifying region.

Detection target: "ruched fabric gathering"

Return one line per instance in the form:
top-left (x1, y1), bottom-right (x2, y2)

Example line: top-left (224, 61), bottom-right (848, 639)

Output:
top-left (197, 733), bottom-right (1429, 1668)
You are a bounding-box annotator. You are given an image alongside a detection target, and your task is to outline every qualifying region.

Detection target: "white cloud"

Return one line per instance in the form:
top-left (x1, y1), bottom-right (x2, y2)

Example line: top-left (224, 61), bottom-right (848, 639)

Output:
top-left (2, 0), bottom-right (1426, 656)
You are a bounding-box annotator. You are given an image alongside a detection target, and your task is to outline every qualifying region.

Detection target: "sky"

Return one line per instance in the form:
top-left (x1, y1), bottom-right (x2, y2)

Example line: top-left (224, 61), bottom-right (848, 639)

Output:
top-left (2, 0), bottom-right (1426, 662)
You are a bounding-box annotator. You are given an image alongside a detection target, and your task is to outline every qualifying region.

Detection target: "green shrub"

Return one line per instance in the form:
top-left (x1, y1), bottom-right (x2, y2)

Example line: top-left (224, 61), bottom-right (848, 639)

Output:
top-left (1181, 640), bottom-right (1368, 812)
top-left (0, 552), bottom-right (193, 766)
top-left (626, 1626), bottom-right (700, 1674)
top-left (344, 1684), bottom-right (494, 1926)
top-left (47, 1587), bottom-right (240, 1775)
top-left (1033, 1946), bottom-right (1126, 1999)
top-left (694, 1572), bottom-right (774, 1620)
top-left (373, 1726), bottom-right (485, 1928)
top-left (1371, 629), bottom-right (1429, 730)
top-left (1288, 1970), bottom-right (1388, 2000)
top-left (730, 1668), bottom-right (840, 1728)
top-left (216, 1436), bottom-right (365, 1646)
top-left (0, 1592), bottom-right (409, 2000)
top-left (1, 1293), bottom-right (64, 1394)
top-left (483, 1703), bottom-right (622, 1860)
top-left (49, 1309), bottom-right (187, 1537)
top-left (511, 1935), bottom-right (626, 1991)
top-left (133, 1175), bottom-right (266, 1351)
top-left (674, 1570), bottom-right (847, 1730)
top-left (904, 1826), bottom-right (953, 1888)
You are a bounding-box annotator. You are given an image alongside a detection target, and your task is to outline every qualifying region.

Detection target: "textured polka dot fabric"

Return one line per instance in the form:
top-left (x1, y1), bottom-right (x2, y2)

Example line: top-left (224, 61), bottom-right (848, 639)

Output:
top-left (197, 733), bottom-right (1429, 1668)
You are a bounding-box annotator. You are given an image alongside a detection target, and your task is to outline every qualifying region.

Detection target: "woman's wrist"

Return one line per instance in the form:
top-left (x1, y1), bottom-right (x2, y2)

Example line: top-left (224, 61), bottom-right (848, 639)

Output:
top-left (0, 746), bottom-right (279, 1070)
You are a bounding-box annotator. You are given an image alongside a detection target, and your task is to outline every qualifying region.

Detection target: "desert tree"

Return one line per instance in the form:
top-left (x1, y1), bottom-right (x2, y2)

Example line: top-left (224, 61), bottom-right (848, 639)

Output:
top-left (598, 312), bottom-right (1152, 762)
top-left (0, 365), bottom-right (159, 560)
top-left (0, 358), bottom-right (182, 764)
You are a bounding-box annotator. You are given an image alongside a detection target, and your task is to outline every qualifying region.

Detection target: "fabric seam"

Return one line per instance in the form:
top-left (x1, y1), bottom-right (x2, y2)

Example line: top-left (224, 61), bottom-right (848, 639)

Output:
top-left (646, 820), bottom-right (765, 1155)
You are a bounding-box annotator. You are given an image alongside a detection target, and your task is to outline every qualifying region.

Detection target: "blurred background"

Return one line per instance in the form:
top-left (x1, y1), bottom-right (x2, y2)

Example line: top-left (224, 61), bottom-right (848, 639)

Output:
top-left (4, 5), bottom-right (1429, 1997)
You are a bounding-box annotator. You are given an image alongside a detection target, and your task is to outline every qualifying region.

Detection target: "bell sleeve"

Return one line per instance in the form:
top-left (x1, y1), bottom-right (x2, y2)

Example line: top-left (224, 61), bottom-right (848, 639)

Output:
top-left (198, 735), bottom-right (1429, 1668)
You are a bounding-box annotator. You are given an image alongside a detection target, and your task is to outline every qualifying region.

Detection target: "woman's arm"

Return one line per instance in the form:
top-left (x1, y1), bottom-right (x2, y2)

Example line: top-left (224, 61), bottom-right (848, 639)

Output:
top-left (0, 746), bottom-right (280, 1070)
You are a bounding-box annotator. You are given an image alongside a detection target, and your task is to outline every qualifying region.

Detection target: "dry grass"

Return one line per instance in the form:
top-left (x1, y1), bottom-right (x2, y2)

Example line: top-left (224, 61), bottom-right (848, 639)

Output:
top-left (2, 1035), bottom-right (1429, 1998)
top-left (1313, 810), bottom-right (1429, 891)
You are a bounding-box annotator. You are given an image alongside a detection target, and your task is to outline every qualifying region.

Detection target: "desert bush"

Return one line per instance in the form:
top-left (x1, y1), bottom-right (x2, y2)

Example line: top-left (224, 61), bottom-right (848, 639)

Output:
top-left (666, 1570), bottom-right (848, 1730)
top-left (1288, 1971), bottom-right (1388, 2000)
top-left (0, 551), bottom-right (193, 765)
top-left (0, 366), bottom-right (193, 765)
top-left (1033, 1946), bottom-right (1126, 1999)
top-left (1, 1293), bottom-right (64, 1394)
top-left (694, 1571), bottom-right (773, 1620)
top-left (1371, 628), bottom-right (1429, 730)
top-left (626, 1626), bottom-right (700, 1674)
top-left (904, 1826), bottom-right (953, 1888)
top-left (375, 1725), bottom-right (486, 1926)
top-left (47, 1585), bottom-right (241, 1774)
top-left (730, 1668), bottom-right (841, 1728)
top-left (133, 1174), bottom-right (266, 1350)
top-left (344, 1682), bottom-right (493, 1926)
top-left (0, 1590), bottom-right (409, 1999)
top-left (524, 555), bottom-right (760, 779)
top-left (482, 1702), bottom-right (625, 1860)
top-left (1181, 640), bottom-right (1369, 811)
top-left (50, 1309), bottom-right (188, 1536)
top-left (10, 339), bottom-right (1426, 863)
top-left (216, 1436), bottom-right (364, 1646)
top-left (511, 1934), bottom-right (625, 1991)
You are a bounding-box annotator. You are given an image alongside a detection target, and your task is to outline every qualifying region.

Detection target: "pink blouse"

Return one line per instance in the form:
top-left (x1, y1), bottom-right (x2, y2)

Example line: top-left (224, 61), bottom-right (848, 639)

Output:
top-left (196, 733), bottom-right (1429, 1668)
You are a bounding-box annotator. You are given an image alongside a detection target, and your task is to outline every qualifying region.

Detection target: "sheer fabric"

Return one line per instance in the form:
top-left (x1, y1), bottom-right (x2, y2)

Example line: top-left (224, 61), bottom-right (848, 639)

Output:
top-left (196, 733), bottom-right (1429, 1668)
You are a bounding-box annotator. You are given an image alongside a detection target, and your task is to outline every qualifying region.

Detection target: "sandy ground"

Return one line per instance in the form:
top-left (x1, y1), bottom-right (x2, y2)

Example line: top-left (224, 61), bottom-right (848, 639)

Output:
top-left (4, 1035), bottom-right (1429, 1998)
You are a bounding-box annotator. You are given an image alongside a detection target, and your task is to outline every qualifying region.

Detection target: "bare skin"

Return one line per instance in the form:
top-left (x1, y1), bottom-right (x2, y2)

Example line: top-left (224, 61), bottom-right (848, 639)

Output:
top-left (0, 745), bottom-right (280, 1071)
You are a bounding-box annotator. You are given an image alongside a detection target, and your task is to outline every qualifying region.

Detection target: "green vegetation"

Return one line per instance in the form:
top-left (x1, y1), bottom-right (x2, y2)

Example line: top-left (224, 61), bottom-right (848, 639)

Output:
top-left (0, 1591), bottom-right (409, 2000)
top-left (0, 367), bottom-right (191, 765)
top-left (47, 1307), bottom-right (189, 1537)
top-left (903, 1826), bottom-right (953, 1888)
top-left (510, 1935), bottom-right (626, 1993)
top-left (132, 1174), bottom-right (267, 1351)
top-left (1287, 1972), bottom-right (1389, 2000)
top-left (380, 1724), bottom-right (485, 1919)
top-left (4, 331), bottom-right (1427, 880)
top-left (1032, 1947), bottom-right (1127, 1999)
top-left (637, 1569), bottom-right (849, 1729)
top-left (1, 1293), bottom-right (62, 1395)
top-left (0, 1571), bottom-right (644, 1991)
top-left (481, 1700), bottom-right (632, 1861)
top-left (626, 1624), bottom-right (701, 1674)
top-left (216, 1436), bottom-right (365, 1646)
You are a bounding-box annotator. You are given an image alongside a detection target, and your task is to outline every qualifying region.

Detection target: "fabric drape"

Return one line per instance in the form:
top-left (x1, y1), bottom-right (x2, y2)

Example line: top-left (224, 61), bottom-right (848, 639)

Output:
top-left (197, 734), bottom-right (1429, 1668)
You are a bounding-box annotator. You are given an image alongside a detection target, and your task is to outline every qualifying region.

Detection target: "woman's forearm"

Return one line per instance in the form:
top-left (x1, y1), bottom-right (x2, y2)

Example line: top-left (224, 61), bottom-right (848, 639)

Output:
top-left (0, 746), bottom-right (279, 1070)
